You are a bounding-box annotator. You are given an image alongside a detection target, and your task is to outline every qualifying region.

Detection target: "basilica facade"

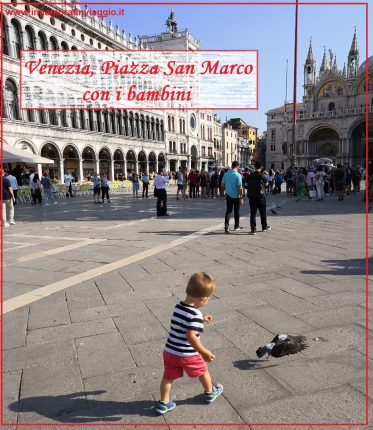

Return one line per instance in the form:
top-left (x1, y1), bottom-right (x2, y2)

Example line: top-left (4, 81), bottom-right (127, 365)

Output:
top-left (2, 1), bottom-right (223, 181)
top-left (266, 30), bottom-right (372, 170)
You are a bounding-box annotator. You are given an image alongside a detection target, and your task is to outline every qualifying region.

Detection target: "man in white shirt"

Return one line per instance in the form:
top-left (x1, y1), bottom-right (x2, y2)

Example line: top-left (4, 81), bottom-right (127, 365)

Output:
top-left (154, 170), bottom-right (170, 216)
top-left (64, 172), bottom-right (74, 197)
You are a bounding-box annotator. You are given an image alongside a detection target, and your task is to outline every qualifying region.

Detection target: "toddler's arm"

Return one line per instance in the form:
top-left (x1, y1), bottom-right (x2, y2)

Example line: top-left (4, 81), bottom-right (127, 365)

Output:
top-left (187, 330), bottom-right (215, 362)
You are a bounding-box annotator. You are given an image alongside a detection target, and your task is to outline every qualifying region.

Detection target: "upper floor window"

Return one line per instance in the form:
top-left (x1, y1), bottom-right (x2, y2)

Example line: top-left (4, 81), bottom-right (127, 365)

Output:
top-left (271, 129), bottom-right (276, 141)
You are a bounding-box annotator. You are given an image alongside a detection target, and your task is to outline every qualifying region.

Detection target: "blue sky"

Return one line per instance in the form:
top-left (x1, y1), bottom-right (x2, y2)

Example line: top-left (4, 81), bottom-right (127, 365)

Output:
top-left (88, 1), bottom-right (368, 134)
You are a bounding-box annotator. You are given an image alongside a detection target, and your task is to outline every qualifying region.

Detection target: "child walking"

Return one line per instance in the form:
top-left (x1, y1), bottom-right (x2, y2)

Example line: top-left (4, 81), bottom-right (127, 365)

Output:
top-left (156, 272), bottom-right (223, 415)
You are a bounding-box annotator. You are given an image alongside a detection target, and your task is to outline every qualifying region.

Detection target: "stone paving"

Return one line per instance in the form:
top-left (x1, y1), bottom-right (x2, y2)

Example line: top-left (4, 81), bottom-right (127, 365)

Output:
top-left (2, 187), bottom-right (372, 428)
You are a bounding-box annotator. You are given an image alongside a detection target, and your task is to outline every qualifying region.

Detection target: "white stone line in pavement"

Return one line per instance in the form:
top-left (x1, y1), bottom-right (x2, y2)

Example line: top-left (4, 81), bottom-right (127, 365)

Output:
top-left (3, 241), bottom-right (34, 251)
top-left (4, 238), bottom-right (106, 267)
top-left (3, 222), bottom-right (223, 314)
top-left (6, 234), bottom-right (90, 241)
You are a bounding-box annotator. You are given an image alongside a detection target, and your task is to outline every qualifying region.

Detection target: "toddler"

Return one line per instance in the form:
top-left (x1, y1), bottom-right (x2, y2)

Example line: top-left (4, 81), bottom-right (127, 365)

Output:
top-left (156, 272), bottom-right (223, 414)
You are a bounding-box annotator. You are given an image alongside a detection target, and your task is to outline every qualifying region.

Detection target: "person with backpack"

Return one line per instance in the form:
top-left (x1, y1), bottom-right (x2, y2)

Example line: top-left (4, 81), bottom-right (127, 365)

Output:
top-left (246, 161), bottom-right (271, 235)
top-left (274, 171), bottom-right (283, 194)
top-left (30, 173), bottom-right (42, 204)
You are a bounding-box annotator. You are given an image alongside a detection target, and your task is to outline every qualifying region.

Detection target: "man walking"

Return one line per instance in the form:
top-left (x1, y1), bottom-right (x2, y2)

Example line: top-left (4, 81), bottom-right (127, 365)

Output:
top-left (246, 161), bottom-right (271, 235)
top-left (64, 171), bottom-right (74, 197)
top-left (222, 161), bottom-right (243, 234)
top-left (154, 170), bottom-right (170, 216)
top-left (6, 171), bottom-right (18, 204)
top-left (2, 169), bottom-right (15, 227)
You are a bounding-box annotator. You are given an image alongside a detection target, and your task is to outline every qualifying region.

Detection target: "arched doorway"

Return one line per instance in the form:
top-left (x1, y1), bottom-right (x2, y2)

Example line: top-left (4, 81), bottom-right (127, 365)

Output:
top-left (191, 145), bottom-right (198, 169)
top-left (350, 121), bottom-right (371, 167)
top-left (82, 146), bottom-right (96, 179)
top-left (41, 143), bottom-right (60, 179)
top-left (99, 147), bottom-right (111, 177)
top-left (158, 153), bottom-right (165, 172)
top-left (126, 150), bottom-right (136, 174)
top-left (308, 128), bottom-right (339, 161)
top-left (114, 149), bottom-right (125, 179)
top-left (63, 145), bottom-right (79, 180)
top-left (138, 151), bottom-right (147, 174)
top-left (148, 152), bottom-right (156, 174)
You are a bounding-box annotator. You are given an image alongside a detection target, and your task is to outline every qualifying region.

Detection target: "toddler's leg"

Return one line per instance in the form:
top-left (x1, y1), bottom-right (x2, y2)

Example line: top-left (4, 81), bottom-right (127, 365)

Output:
top-left (160, 378), bottom-right (173, 403)
top-left (199, 370), bottom-right (213, 393)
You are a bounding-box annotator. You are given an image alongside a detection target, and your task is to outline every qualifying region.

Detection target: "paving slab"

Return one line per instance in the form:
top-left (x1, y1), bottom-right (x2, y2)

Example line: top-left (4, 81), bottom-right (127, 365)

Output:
top-left (239, 304), bottom-right (315, 334)
top-left (75, 332), bottom-right (135, 378)
top-left (296, 304), bottom-right (366, 329)
top-left (265, 349), bottom-right (365, 394)
top-left (26, 318), bottom-right (117, 345)
top-left (17, 359), bottom-right (85, 423)
top-left (3, 370), bottom-right (22, 425)
top-left (4, 339), bottom-right (77, 372)
top-left (65, 281), bottom-right (105, 310)
top-left (3, 307), bottom-right (29, 350)
top-left (237, 384), bottom-right (366, 424)
top-left (28, 291), bottom-right (70, 330)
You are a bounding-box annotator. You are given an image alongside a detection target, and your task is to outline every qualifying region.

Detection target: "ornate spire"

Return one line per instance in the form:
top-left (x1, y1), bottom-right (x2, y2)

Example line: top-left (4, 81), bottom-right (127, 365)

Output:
top-left (343, 62), bottom-right (346, 77)
top-left (320, 47), bottom-right (328, 73)
top-left (349, 27), bottom-right (358, 57)
top-left (305, 37), bottom-right (314, 64)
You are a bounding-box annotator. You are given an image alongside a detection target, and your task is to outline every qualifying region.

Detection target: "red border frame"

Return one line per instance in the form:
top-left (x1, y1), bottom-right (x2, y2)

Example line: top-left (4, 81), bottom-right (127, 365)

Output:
top-left (0, 0), bottom-right (369, 427)
top-left (19, 49), bottom-right (259, 111)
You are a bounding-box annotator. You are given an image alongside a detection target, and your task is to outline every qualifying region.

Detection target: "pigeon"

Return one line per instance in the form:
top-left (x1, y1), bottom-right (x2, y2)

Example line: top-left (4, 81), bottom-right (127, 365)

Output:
top-left (256, 334), bottom-right (308, 359)
top-left (271, 209), bottom-right (279, 215)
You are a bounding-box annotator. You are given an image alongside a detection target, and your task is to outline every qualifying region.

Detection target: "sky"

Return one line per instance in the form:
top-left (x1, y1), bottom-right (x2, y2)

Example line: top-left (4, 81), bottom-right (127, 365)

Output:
top-left (87, 0), bottom-right (369, 134)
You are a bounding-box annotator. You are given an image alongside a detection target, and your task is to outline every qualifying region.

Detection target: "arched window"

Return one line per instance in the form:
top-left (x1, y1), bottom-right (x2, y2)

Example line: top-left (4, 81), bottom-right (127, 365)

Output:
top-left (71, 46), bottom-right (78, 50)
top-left (10, 20), bottom-right (22, 59)
top-left (167, 115), bottom-right (171, 131)
top-left (49, 36), bottom-right (58, 50)
top-left (79, 110), bottom-right (85, 129)
top-left (38, 31), bottom-right (48, 50)
top-left (48, 110), bottom-right (58, 125)
top-left (123, 111), bottom-right (129, 135)
top-left (88, 110), bottom-right (94, 131)
top-left (179, 118), bottom-right (182, 133)
top-left (171, 116), bottom-right (175, 131)
top-left (2, 18), bottom-right (10, 56)
top-left (25, 25), bottom-right (35, 50)
top-left (26, 109), bottom-right (34, 122)
top-left (71, 110), bottom-right (78, 128)
top-left (135, 114), bottom-right (140, 137)
top-left (61, 110), bottom-right (68, 127)
top-left (328, 102), bottom-right (335, 112)
top-left (61, 41), bottom-right (69, 50)
top-left (4, 79), bottom-right (20, 120)
top-left (146, 116), bottom-right (150, 139)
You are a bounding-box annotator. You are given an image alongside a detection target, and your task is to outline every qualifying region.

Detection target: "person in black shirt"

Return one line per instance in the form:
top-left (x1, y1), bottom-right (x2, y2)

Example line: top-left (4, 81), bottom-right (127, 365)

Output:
top-left (2, 169), bottom-right (15, 227)
top-left (246, 161), bottom-right (271, 235)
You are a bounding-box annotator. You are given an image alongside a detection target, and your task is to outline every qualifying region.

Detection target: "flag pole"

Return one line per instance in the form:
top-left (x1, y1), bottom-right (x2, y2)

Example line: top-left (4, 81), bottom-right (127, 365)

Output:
top-left (291, 0), bottom-right (299, 166)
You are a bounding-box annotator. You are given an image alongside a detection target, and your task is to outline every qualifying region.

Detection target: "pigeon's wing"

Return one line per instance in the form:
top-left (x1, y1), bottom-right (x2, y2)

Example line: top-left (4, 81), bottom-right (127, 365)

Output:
top-left (270, 340), bottom-right (308, 358)
top-left (287, 335), bottom-right (307, 344)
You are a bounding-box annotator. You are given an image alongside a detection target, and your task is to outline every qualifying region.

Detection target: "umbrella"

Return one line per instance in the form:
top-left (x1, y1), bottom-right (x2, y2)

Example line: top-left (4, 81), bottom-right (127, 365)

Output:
top-left (2, 144), bottom-right (54, 164)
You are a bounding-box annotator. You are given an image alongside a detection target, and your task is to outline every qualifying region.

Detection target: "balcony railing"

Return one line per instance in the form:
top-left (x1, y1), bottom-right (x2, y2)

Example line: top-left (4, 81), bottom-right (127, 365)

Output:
top-left (283, 105), bottom-right (372, 122)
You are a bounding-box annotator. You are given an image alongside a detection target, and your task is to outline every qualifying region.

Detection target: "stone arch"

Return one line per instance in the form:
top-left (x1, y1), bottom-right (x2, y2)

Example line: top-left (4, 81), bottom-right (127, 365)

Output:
top-left (308, 126), bottom-right (340, 159)
top-left (24, 24), bottom-right (36, 49)
top-left (126, 149), bottom-right (136, 174)
top-left (114, 148), bottom-right (125, 179)
top-left (63, 144), bottom-right (80, 179)
top-left (98, 147), bottom-right (112, 175)
top-left (82, 145), bottom-right (97, 178)
top-left (148, 151), bottom-right (157, 173)
top-left (38, 30), bottom-right (48, 50)
top-left (15, 139), bottom-right (37, 155)
top-left (41, 142), bottom-right (61, 179)
top-left (4, 78), bottom-right (20, 120)
top-left (10, 18), bottom-right (22, 59)
top-left (2, 15), bottom-right (10, 56)
top-left (49, 36), bottom-right (59, 50)
top-left (138, 150), bottom-right (147, 174)
top-left (158, 152), bottom-right (165, 171)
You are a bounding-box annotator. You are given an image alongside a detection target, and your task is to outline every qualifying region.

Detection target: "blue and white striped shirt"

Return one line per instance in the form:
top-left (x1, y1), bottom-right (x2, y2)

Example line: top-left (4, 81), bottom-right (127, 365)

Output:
top-left (165, 301), bottom-right (204, 357)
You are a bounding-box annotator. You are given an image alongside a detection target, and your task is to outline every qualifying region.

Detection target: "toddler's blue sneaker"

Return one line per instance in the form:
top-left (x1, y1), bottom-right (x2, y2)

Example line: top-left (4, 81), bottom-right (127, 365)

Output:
top-left (156, 400), bottom-right (176, 414)
top-left (205, 384), bottom-right (223, 403)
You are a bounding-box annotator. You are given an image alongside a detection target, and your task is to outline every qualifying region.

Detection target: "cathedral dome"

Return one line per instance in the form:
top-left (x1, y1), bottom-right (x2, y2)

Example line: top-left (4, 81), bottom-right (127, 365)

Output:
top-left (358, 55), bottom-right (373, 74)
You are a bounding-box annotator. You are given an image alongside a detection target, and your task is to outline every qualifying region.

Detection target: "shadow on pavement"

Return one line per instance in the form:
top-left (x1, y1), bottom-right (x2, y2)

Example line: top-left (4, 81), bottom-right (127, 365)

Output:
top-left (233, 359), bottom-right (278, 371)
top-left (301, 257), bottom-right (369, 277)
top-left (8, 390), bottom-right (158, 423)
